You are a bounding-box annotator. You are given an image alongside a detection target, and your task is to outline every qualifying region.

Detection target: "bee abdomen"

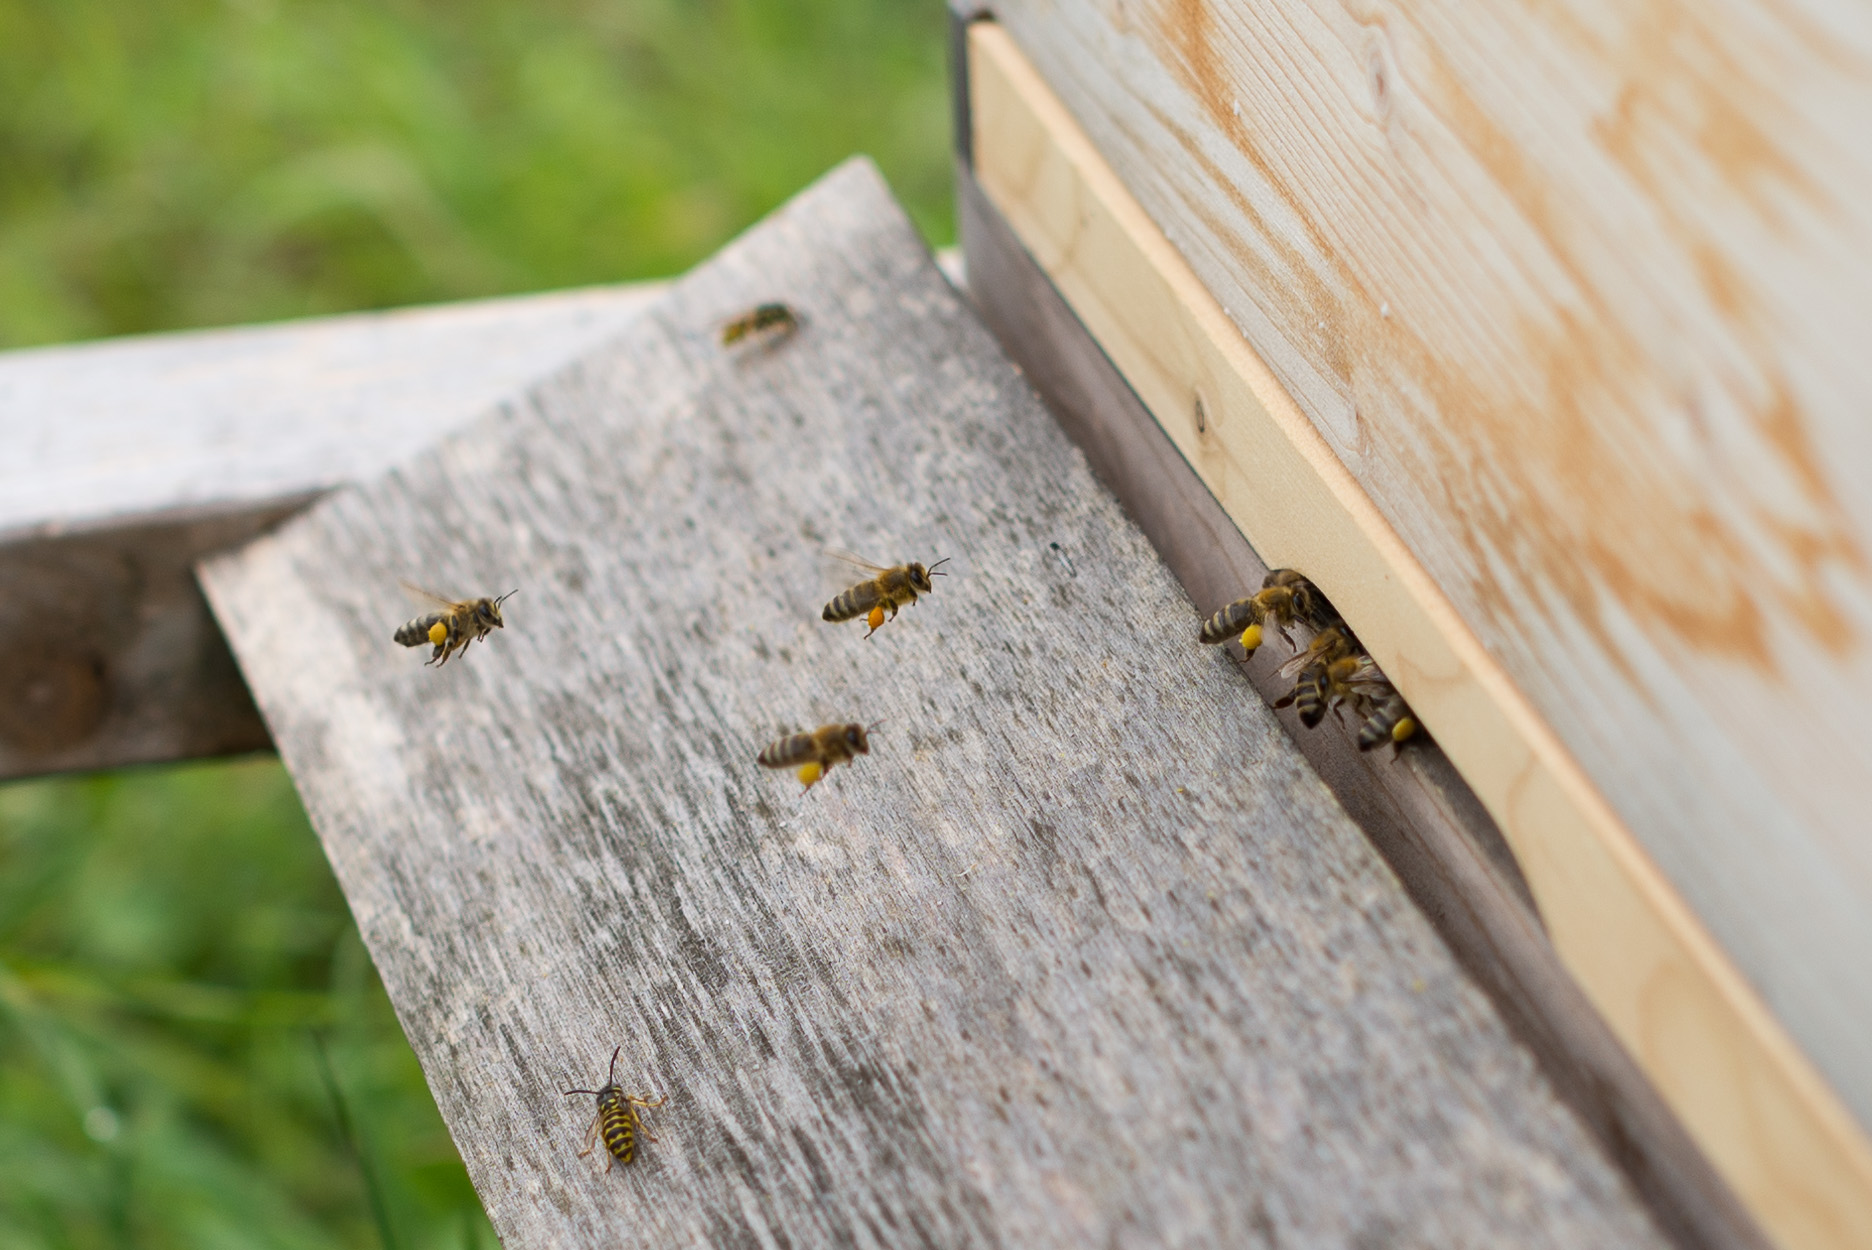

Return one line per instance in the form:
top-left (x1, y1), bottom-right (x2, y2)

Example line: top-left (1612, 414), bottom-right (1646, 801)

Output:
top-left (597, 1102), bottom-right (636, 1163)
top-left (823, 584), bottom-right (881, 623)
top-left (1292, 670), bottom-right (1329, 727)
top-left (394, 613), bottom-right (446, 647)
top-left (1200, 599), bottom-right (1256, 645)
top-left (1359, 690), bottom-right (1415, 751)
top-left (758, 734), bottom-right (813, 768)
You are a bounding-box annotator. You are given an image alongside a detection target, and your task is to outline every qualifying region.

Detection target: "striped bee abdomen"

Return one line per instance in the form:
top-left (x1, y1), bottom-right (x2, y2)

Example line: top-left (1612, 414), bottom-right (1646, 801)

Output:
top-left (758, 733), bottom-right (813, 768)
top-left (1199, 599), bottom-right (1257, 645)
top-left (823, 582), bottom-right (884, 623)
top-left (596, 1090), bottom-right (637, 1164)
top-left (394, 612), bottom-right (448, 647)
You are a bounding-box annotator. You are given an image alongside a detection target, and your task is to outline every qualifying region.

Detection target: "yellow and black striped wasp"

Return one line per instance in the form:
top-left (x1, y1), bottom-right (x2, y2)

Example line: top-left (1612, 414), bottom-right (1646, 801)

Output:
top-left (564, 1046), bottom-right (665, 1172)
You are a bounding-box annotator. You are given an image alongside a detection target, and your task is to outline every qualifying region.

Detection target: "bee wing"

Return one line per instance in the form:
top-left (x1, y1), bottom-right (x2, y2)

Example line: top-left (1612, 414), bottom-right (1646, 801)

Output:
top-left (1276, 648), bottom-right (1323, 680)
top-left (400, 581), bottom-right (467, 613)
top-left (824, 549), bottom-right (893, 576)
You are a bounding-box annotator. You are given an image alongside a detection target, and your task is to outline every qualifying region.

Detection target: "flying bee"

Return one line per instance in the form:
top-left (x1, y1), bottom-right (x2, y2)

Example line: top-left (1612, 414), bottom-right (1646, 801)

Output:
top-left (563, 1046), bottom-right (664, 1172)
top-left (757, 722), bottom-right (875, 791)
top-left (1199, 569), bottom-right (1330, 656)
top-left (392, 585), bottom-right (516, 667)
top-left (720, 302), bottom-right (800, 347)
top-left (1356, 682), bottom-right (1419, 752)
top-left (822, 553), bottom-right (950, 639)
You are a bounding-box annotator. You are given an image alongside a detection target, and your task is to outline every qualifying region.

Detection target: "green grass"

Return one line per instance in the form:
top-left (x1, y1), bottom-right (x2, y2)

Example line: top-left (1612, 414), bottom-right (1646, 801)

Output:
top-left (0, 1), bottom-right (952, 1243)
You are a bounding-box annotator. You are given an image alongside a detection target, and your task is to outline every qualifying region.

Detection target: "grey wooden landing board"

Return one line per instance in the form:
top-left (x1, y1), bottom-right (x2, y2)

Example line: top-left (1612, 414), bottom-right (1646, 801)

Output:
top-left (200, 159), bottom-right (1664, 1249)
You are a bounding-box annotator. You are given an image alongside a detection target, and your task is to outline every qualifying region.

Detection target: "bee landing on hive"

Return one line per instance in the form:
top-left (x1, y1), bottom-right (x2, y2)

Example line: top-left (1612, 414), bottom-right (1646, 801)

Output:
top-left (1198, 568), bottom-right (1329, 657)
top-left (757, 722), bottom-right (877, 791)
top-left (563, 1046), bottom-right (665, 1173)
top-left (392, 585), bottom-right (516, 667)
top-left (718, 301), bottom-right (801, 348)
top-left (822, 552), bottom-right (950, 638)
top-left (1204, 569), bottom-right (1418, 753)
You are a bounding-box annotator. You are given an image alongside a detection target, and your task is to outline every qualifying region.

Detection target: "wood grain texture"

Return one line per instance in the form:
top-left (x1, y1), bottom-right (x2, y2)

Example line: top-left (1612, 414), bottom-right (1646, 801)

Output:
top-left (966, 24), bottom-right (1872, 1249)
top-left (958, 156), bottom-right (1766, 1250)
top-left (201, 159), bottom-right (1667, 1249)
top-left (980, 0), bottom-right (1872, 1148)
top-left (0, 285), bottom-right (658, 779)
top-left (0, 284), bottom-right (661, 542)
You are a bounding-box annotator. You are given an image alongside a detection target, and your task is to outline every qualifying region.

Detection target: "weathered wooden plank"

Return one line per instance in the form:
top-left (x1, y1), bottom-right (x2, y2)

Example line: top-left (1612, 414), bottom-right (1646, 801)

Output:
top-left (958, 155), bottom-right (1764, 1250)
top-left (979, 1), bottom-right (1872, 1158)
top-left (0, 285), bottom-right (658, 778)
top-left (965, 20), bottom-right (1872, 1250)
top-left (201, 159), bottom-right (1667, 1248)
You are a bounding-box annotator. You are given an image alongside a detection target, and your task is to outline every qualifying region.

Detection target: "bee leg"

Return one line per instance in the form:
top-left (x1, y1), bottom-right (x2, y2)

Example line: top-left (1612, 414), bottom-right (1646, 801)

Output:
top-left (631, 1105), bottom-right (660, 1144)
top-left (578, 1112), bottom-right (600, 1158)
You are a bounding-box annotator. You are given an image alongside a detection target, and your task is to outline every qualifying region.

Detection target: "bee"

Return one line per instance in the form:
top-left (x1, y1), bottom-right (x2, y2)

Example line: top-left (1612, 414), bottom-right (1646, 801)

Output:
top-left (1356, 682), bottom-right (1419, 752)
top-left (822, 554), bottom-right (951, 638)
top-left (393, 585), bottom-right (516, 667)
top-left (720, 302), bottom-right (800, 347)
top-left (757, 722), bottom-right (874, 790)
top-left (563, 1046), bottom-right (664, 1172)
top-left (1199, 569), bottom-right (1330, 656)
top-left (1272, 626), bottom-right (1363, 728)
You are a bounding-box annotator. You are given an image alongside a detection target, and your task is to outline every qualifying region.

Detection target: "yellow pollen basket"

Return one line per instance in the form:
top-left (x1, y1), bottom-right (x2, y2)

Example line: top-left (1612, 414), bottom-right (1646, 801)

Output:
top-left (1393, 716), bottom-right (1418, 743)
top-left (867, 605), bottom-right (887, 631)
top-left (428, 620), bottom-right (450, 646)
top-left (1238, 622), bottom-right (1263, 653)
top-left (797, 762), bottom-right (824, 788)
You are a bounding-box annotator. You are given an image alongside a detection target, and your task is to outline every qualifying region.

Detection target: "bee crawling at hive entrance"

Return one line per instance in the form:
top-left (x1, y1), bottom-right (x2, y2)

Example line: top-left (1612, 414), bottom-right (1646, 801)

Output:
top-left (1199, 568), bottom-right (1331, 657)
top-left (757, 722), bottom-right (877, 791)
top-left (392, 584), bottom-right (516, 667)
top-left (564, 1046), bottom-right (665, 1172)
top-left (719, 301), bottom-right (801, 348)
top-left (822, 552), bottom-right (950, 638)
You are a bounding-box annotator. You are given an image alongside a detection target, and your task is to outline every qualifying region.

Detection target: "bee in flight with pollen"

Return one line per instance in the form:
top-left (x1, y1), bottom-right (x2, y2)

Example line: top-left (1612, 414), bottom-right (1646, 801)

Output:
top-left (392, 585), bottom-right (515, 667)
top-left (563, 1046), bottom-right (665, 1172)
top-left (720, 302), bottom-right (800, 348)
top-left (823, 553), bottom-right (950, 639)
top-left (757, 722), bottom-right (876, 791)
top-left (1199, 568), bottom-right (1331, 658)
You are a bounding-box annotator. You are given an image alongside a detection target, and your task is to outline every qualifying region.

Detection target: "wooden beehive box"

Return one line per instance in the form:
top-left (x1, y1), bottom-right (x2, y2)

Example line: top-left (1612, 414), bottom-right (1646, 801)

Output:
top-left (954, 6), bottom-right (1872, 1250)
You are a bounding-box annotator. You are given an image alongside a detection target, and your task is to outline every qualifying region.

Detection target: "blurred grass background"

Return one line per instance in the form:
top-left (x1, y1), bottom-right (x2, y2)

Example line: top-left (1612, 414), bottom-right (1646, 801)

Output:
top-left (0, 1), bottom-right (952, 1245)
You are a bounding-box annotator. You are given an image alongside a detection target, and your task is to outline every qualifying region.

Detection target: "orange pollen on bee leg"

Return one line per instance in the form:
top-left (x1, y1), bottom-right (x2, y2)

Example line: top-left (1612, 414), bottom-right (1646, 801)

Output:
top-left (867, 605), bottom-right (887, 631)
top-left (1239, 623), bottom-right (1263, 653)
top-left (428, 621), bottom-right (449, 646)
top-left (797, 762), bottom-right (824, 788)
top-left (1393, 717), bottom-right (1418, 743)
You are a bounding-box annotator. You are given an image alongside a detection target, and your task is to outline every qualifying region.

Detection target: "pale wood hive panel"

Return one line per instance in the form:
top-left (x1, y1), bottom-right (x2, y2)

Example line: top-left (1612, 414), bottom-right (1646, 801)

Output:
top-left (987, 0), bottom-right (1872, 1137)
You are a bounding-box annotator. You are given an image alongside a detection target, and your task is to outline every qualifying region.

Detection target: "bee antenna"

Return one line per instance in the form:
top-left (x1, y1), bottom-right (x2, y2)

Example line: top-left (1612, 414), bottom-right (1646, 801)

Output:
top-left (563, 1088), bottom-right (598, 1098)
top-left (607, 1045), bottom-right (620, 1086)
top-left (866, 719), bottom-right (887, 733)
top-left (496, 588), bottom-right (520, 607)
top-left (927, 557), bottom-right (952, 576)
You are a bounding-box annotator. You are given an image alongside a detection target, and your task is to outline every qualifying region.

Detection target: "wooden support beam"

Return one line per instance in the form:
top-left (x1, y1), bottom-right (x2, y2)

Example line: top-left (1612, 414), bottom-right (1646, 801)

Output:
top-left (0, 285), bottom-right (658, 779)
top-left (964, 19), bottom-right (1872, 1250)
top-left (201, 158), bottom-right (1669, 1248)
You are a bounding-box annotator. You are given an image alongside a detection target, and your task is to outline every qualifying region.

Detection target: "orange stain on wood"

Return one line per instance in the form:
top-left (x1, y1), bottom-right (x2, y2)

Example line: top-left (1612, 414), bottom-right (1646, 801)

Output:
top-left (1143, 0), bottom-right (1866, 675)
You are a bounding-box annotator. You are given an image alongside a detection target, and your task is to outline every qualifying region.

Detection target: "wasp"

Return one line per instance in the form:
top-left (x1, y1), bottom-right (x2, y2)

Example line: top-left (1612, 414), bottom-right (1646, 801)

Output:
top-left (757, 722), bottom-right (874, 790)
top-left (720, 302), bottom-right (800, 347)
top-left (563, 1046), bottom-right (665, 1172)
top-left (823, 553), bottom-right (950, 638)
top-left (1199, 569), bottom-right (1331, 657)
top-left (392, 585), bottom-right (516, 667)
